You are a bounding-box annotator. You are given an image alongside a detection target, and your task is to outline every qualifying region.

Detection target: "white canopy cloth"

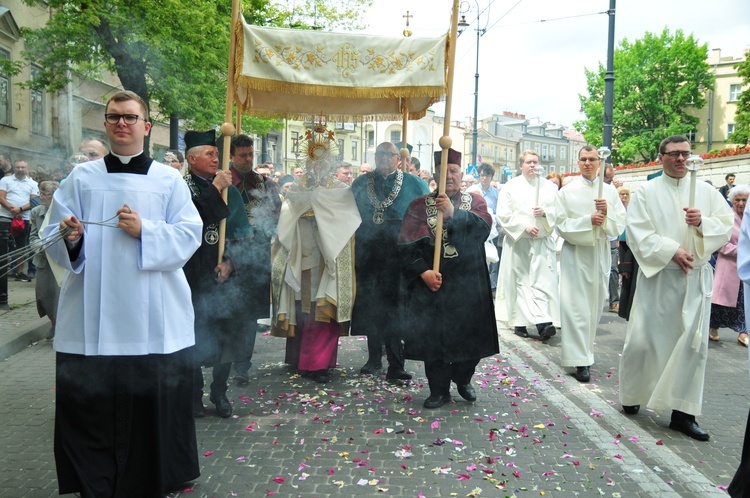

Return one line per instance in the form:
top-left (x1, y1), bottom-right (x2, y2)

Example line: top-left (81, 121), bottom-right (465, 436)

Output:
top-left (234, 21), bottom-right (448, 121)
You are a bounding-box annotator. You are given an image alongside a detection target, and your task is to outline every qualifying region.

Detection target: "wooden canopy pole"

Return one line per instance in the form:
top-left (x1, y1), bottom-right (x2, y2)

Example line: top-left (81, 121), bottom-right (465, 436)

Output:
top-left (432, 0), bottom-right (461, 272)
top-left (218, 0), bottom-right (240, 264)
top-left (399, 100), bottom-right (410, 172)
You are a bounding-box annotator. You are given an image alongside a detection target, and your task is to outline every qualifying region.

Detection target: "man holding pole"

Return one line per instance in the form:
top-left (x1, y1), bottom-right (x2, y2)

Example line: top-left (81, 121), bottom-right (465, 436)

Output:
top-left (618, 135), bottom-right (732, 441)
top-left (181, 130), bottom-right (254, 418)
top-left (398, 148), bottom-right (498, 408)
top-left (554, 145), bottom-right (626, 383)
top-left (350, 141), bottom-right (429, 380)
top-left (495, 150), bottom-right (559, 341)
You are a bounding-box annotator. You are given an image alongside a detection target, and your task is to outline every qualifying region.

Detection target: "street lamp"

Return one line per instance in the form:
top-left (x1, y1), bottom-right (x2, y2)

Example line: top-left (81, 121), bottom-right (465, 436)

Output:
top-left (457, 3), bottom-right (486, 171)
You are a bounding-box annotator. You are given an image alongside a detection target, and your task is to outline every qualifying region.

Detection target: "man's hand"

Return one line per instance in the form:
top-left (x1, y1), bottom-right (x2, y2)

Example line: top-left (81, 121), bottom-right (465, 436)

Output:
top-left (212, 170), bottom-right (233, 193)
top-left (9, 206), bottom-right (21, 216)
top-left (525, 225), bottom-right (539, 238)
top-left (60, 216), bottom-right (83, 242)
top-left (215, 259), bottom-right (235, 283)
top-left (672, 247), bottom-right (695, 274)
top-left (532, 207), bottom-right (545, 218)
top-left (435, 193), bottom-right (454, 219)
top-left (591, 212), bottom-right (605, 226)
top-left (420, 269), bottom-right (442, 292)
top-left (117, 204), bottom-right (142, 239)
top-left (621, 271), bottom-right (631, 280)
top-left (594, 198), bottom-right (607, 216)
top-left (683, 207), bottom-right (702, 227)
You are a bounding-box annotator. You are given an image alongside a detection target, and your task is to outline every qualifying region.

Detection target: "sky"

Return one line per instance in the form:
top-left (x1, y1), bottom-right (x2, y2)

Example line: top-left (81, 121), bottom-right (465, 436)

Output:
top-left (350, 0), bottom-right (750, 128)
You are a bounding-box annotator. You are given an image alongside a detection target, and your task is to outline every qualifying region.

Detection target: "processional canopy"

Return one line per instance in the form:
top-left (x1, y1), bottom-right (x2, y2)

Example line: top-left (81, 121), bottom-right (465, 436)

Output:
top-left (233, 19), bottom-right (449, 122)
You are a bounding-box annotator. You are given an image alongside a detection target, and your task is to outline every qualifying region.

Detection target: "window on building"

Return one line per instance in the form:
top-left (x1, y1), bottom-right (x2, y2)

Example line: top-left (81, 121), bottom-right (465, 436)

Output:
top-left (541, 144), bottom-right (548, 161)
top-left (560, 147), bottom-right (566, 160)
top-left (549, 145), bottom-right (556, 161)
top-left (549, 165), bottom-right (556, 173)
top-left (337, 139), bottom-right (345, 160)
top-left (524, 141), bottom-right (531, 151)
top-left (291, 131), bottom-right (300, 154)
top-left (559, 167), bottom-right (566, 175)
top-left (352, 140), bottom-right (358, 161)
top-left (367, 130), bottom-right (374, 148)
top-left (390, 130), bottom-right (401, 144)
top-left (728, 123), bottom-right (736, 136)
top-left (686, 130), bottom-right (696, 143)
top-left (30, 67), bottom-right (44, 135)
top-left (730, 84), bottom-right (743, 102)
top-left (0, 49), bottom-right (11, 126)
top-left (533, 143), bottom-right (540, 155)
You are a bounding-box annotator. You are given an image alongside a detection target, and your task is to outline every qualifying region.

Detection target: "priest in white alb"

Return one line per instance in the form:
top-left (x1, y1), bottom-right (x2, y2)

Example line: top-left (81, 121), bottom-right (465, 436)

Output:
top-left (554, 145), bottom-right (626, 383)
top-left (495, 150), bottom-right (560, 341)
top-left (618, 135), bottom-right (733, 441)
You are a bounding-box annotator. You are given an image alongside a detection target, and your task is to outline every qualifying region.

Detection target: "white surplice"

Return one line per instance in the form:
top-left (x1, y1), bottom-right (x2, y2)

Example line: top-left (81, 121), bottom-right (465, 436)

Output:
top-left (43, 160), bottom-right (203, 356)
top-left (619, 173), bottom-right (732, 415)
top-left (273, 181), bottom-right (361, 328)
top-left (495, 175), bottom-right (560, 328)
top-left (554, 176), bottom-right (627, 367)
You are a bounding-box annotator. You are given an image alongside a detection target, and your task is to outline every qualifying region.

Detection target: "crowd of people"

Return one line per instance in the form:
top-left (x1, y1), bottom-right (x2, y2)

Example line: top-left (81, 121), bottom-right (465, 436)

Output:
top-left (6, 94), bottom-right (750, 496)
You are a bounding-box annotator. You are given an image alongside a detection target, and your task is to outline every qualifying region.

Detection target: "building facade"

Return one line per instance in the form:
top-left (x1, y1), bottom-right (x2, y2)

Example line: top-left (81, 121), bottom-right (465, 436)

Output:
top-left (0, 1), bottom-right (170, 174)
top-left (686, 49), bottom-right (746, 153)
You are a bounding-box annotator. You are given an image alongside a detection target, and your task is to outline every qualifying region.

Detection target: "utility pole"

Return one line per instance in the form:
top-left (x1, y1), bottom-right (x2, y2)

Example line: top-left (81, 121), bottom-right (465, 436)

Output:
top-left (602, 0), bottom-right (616, 160)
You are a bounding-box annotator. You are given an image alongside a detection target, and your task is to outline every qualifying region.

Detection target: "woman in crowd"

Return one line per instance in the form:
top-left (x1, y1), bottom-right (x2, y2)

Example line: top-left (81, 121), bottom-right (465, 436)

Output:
top-left (546, 172), bottom-right (562, 189)
top-left (616, 186), bottom-right (638, 320)
top-left (29, 181), bottom-right (60, 339)
top-left (709, 184), bottom-right (750, 345)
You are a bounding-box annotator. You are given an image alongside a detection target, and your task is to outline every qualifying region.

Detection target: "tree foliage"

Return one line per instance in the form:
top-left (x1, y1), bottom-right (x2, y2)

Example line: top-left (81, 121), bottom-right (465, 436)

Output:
top-left (16, 0), bottom-right (369, 133)
top-left (728, 51), bottom-right (750, 146)
top-left (575, 29), bottom-right (714, 163)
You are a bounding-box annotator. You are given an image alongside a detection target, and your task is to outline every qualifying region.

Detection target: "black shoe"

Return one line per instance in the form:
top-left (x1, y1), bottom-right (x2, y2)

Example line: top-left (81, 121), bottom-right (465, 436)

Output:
top-left (193, 397), bottom-right (206, 418)
top-left (14, 272), bottom-right (31, 282)
top-left (359, 361), bottom-right (383, 375)
top-left (669, 419), bottom-right (710, 441)
top-left (514, 326), bottom-right (529, 338)
top-left (539, 324), bottom-right (556, 342)
top-left (210, 393), bottom-right (233, 418)
top-left (622, 405), bottom-right (640, 415)
top-left (457, 384), bottom-right (477, 402)
top-left (386, 368), bottom-right (412, 381)
top-left (311, 369), bottom-right (330, 383)
top-left (573, 366), bottom-right (590, 383)
top-left (233, 373), bottom-right (250, 386)
top-left (423, 393), bottom-right (451, 409)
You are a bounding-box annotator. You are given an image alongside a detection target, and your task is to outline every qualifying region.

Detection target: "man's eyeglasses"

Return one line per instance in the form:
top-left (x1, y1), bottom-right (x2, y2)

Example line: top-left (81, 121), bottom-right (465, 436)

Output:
top-left (579, 157), bottom-right (600, 163)
top-left (105, 114), bottom-right (145, 125)
top-left (375, 151), bottom-right (399, 159)
top-left (662, 151), bottom-right (691, 158)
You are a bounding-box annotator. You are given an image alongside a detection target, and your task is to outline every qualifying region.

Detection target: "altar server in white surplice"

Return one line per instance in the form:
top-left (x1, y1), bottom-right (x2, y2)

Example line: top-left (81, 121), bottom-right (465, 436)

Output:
top-left (44, 91), bottom-right (202, 497)
top-left (618, 135), bottom-right (732, 442)
top-left (495, 150), bottom-right (560, 342)
top-left (554, 145), bottom-right (626, 384)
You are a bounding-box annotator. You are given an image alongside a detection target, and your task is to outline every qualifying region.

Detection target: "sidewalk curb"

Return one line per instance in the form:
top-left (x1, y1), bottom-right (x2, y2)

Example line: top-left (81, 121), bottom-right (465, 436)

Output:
top-left (0, 303), bottom-right (51, 362)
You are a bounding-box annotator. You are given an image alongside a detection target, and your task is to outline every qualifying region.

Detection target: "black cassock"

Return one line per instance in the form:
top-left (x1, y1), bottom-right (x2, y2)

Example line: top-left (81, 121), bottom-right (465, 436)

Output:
top-left (398, 191), bottom-right (499, 363)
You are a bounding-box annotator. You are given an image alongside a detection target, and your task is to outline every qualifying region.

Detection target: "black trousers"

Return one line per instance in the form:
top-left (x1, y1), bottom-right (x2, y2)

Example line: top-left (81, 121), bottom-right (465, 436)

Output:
top-left (366, 332), bottom-right (404, 371)
top-left (194, 362), bottom-right (231, 401)
top-left (424, 358), bottom-right (480, 395)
